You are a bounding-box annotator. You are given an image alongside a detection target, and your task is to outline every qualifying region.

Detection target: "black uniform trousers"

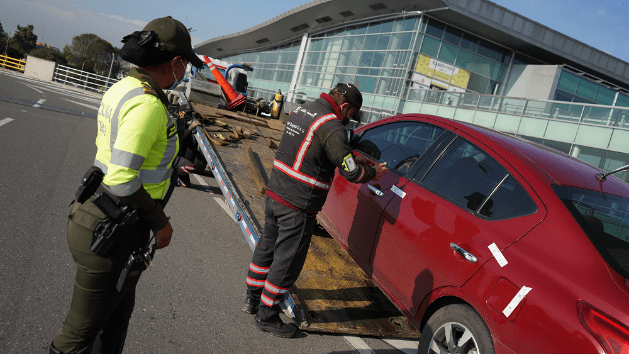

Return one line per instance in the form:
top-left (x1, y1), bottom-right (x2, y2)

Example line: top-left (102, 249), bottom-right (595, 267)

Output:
top-left (53, 199), bottom-right (149, 353)
top-left (246, 196), bottom-right (317, 321)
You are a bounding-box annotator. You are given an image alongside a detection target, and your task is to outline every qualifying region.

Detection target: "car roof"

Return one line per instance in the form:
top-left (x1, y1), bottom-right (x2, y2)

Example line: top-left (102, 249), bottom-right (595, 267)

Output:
top-left (380, 114), bottom-right (629, 198)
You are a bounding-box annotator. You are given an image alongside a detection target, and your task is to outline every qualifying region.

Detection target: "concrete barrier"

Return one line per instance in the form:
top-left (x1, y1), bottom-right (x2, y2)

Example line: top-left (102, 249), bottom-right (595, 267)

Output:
top-left (24, 56), bottom-right (56, 82)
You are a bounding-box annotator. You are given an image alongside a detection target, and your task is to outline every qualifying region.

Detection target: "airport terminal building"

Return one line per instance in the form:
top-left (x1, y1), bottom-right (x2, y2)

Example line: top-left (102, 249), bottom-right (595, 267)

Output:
top-left (195, 0), bottom-right (629, 183)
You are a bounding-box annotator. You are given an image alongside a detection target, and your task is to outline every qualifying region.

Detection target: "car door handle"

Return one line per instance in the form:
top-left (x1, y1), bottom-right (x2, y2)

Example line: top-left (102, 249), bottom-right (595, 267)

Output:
top-left (368, 184), bottom-right (384, 197)
top-left (450, 243), bottom-right (477, 263)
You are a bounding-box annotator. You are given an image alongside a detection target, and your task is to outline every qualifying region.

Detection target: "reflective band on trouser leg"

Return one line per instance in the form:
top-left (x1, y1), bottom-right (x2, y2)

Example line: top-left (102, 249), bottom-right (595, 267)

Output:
top-left (260, 281), bottom-right (289, 307)
top-left (246, 262), bottom-right (269, 288)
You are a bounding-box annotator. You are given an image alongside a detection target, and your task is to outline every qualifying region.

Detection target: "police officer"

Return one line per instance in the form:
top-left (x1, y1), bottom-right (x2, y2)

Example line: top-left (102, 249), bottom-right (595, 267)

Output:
top-left (50, 17), bottom-right (204, 354)
top-left (243, 83), bottom-right (387, 337)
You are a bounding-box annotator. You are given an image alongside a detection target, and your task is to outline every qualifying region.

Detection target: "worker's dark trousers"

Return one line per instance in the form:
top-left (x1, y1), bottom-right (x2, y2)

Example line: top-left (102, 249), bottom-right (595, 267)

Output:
top-left (52, 200), bottom-right (149, 354)
top-left (246, 196), bottom-right (316, 321)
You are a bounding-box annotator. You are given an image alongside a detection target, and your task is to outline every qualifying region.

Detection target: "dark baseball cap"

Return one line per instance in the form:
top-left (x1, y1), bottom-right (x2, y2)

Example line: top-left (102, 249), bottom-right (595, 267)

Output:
top-left (143, 16), bottom-right (204, 68)
top-left (336, 83), bottom-right (362, 120)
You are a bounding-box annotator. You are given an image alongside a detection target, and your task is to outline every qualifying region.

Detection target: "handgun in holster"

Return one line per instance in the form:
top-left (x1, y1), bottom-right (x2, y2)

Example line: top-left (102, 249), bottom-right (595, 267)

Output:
top-left (90, 191), bottom-right (139, 258)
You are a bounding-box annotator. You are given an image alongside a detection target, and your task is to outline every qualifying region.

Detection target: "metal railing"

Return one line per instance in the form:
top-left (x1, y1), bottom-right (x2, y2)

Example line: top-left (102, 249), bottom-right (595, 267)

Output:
top-left (0, 54), bottom-right (25, 72)
top-left (52, 64), bottom-right (120, 94)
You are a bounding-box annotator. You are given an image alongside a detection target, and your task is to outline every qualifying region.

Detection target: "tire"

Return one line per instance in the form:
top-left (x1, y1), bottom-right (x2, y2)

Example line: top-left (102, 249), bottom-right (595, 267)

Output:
top-left (418, 304), bottom-right (494, 354)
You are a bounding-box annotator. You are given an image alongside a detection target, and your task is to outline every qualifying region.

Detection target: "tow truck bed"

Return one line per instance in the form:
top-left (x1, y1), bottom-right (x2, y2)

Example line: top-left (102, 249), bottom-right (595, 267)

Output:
top-left (190, 102), bottom-right (420, 338)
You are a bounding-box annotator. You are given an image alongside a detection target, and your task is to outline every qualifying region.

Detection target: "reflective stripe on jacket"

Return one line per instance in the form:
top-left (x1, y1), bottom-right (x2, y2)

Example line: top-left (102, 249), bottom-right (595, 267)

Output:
top-left (94, 73), bottom-right (178, 199)
top-left (267, 96), bottom-right (374, 211)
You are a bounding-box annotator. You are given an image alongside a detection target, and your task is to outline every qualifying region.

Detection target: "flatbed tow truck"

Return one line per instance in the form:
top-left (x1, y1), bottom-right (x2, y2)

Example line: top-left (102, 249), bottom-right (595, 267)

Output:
top-left (181, 95), bottom-right (421, 339)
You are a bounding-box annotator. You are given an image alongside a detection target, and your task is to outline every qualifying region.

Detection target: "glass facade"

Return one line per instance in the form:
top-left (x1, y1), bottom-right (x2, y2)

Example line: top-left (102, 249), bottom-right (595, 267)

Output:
top-left (215, 13), bottom-right (629, 184)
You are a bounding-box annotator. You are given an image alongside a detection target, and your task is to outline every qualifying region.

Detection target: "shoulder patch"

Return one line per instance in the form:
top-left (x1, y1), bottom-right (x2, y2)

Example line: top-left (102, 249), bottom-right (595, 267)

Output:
top-left (142, 83), bottom-right (158, 97)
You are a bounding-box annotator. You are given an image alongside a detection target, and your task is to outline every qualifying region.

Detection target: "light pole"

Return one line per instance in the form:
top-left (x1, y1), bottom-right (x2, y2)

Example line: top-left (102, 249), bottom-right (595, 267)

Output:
top-left (106, 52), bottom-right (115, 90)
top-left (81, 60), bottom-right (87, 89)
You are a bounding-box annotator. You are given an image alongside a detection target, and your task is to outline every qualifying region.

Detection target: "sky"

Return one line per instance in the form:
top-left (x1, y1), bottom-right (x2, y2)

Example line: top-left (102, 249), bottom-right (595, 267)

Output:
top-left (0, 0), bottom-right (628, 64)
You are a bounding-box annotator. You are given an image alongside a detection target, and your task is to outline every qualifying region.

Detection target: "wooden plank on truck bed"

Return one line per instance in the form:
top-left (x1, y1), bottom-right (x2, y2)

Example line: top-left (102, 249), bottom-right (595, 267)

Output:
top-left (189, 102), bottom-right (420, 339)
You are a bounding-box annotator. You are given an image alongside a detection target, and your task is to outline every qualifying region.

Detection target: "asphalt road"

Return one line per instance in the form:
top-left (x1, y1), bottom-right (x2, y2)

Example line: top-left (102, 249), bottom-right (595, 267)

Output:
top-left (0, 69), bottom-right (416, 354)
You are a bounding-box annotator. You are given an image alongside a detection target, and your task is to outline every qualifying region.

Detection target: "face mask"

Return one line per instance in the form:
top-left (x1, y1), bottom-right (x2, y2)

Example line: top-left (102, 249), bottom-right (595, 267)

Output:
top-left (166, 58), bottom-right (186, 90)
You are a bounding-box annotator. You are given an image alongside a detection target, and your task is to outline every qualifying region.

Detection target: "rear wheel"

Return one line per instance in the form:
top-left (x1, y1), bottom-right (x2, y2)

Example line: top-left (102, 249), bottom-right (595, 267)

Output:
top-left (418, 304), bottom-right (494, 354)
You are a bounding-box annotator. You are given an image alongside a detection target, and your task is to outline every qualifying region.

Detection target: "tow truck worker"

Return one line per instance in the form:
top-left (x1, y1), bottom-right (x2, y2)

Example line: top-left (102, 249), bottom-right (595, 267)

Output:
top-left (50, 17), bottom-right (204, 354)
top-left (243, 83), bottom-right (387, 337)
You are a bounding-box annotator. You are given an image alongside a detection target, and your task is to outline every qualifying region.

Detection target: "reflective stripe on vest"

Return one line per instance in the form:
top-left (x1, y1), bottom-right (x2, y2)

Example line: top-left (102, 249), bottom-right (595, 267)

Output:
top-left (293, 113), bottom-right (336, 171)
top-left (273, 159), bottom-right (331, 190)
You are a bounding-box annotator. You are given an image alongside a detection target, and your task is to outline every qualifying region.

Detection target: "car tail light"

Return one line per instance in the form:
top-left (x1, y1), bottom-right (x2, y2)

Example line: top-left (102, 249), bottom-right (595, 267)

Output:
top-left (578, 301), bottom-right (629, 354)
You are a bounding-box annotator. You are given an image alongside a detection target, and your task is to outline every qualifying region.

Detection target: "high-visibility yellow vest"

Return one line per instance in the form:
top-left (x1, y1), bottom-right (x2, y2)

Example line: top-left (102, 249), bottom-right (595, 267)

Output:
top-left (94, 76), bottom-right (179, 199)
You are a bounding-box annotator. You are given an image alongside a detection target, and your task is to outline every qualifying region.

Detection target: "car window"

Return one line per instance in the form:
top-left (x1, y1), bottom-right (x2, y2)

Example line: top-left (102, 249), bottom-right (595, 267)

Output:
top-left (354, 121), bottom-right (444, 175)
top-left (554, 185), bottom-right (629, 279)
top-left (421, 137), bottom-right (537, 220)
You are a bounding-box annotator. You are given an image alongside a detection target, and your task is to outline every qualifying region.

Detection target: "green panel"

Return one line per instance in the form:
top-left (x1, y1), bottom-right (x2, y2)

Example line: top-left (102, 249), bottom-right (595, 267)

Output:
top-left (419, 103), bottom-right (439, 115)
top-left (389, 33), bottom-right (413, 50)
top-left (420, 36), bottom-right (441, 58)
top-left (383, 97), bottom-right (397, 111)
top-left (455, 49), bottom-right (475, 71)
top-left (453, 108), bottom-right (476, 123)
top-left (575, 125), bottom-right (613, 148)
top-left (436, 106), bottom-right (456, 119)
top-left (438, 43), bottom-right (458, 65)
top-left (576, 79), bottom-right (598, 101)
top-left (616, 94), bottom-right (629, 107)
top-left (609, 129), bottom-right (629, 152)
top-left (404, 101), bottom-right (423, 113)
top-left (473, 111), bottom-right (497, 128)
top-left (494, 114), bottom-right (521, 133)
top-left (557, 71), bottom-right (579, 94)
top-left (595, 86), bottom-right (616, 106)
top-left (544, 121), bottom-right (578, 142)
top-left (518, 117), bottom-right (548, 137)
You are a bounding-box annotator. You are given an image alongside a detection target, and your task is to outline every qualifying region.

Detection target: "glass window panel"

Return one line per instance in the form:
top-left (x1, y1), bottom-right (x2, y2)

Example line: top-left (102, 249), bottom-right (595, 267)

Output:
top-left (376, 34), bottom-right (391, 50)
top-left (420, 36), bottom-right (441, 58)
top-left (377, 77), bottom-right (390, 95)
top-left (413, 33), bottom-right (424, 52)
top-left (576, 79), bottom-right (598, 101)
top-left (305, 52), bottom-right (320, 65)
top-left (481, 175), bottom-right (537, 220)
top-left (309, 38), bottom-right (323, 51)
top-left (388, 33), bottom-right (413, 50)
top-left (356, 76), bottom-right (377, 93)
top-left (367, 22), bottom-right (382, 34)
top-left (342, 35), bottom-right (365, 51)
top-left (371, 51), bottom-right (385, 67)
top-left (467, 72), bottom-right (490, 94)
top-left (460, 32), bottom-right (479, 52)
top-left (425, 18), bottom-right (446, 39)
top-left (595, 86), bottom-right (616, 106)
top-left (359, 51), bottom-right (374, 67)
top-left (380, 20), bottom-right (394, 33)
top-left (383, 51), bottom-right (397, 68)
top-left (455, 49), bottom-right (475, 71)
top-left (438, 43), bottom-right (458, 65)
top-left (327, 37), bottom-right (343, 51)
top-left (335, 66), bottom-right (357, 75)
top-left (363, 35), bottom-right (379, 51)
top-left (338, 51), bottom-right (361, 66)
top-left (602, 151), bottom-right (629, 183)
top-left (554, 90), bottom-right (575, 102)
top-left (394, 17), bottom-right (418, 32)
top-left (422, 138), bottom-right (509, 214)
top-left (616, 94), bottom-right (629, 107)
top-left (492, 64), bottom-right (507, 81)
top-left (575, 125), bottom-right (613, 149)
top-left (471, 54), bottom-right (495, 78)
top-left (443, 26), bottom-right (463, 46)
top-left (477, 40), bottom-right (504, 62)
top-left (557, 71), bottom-right (580, 94)
top-left (357, 67), bottom-right (371, 75)
top-left (573, 145), bottom-right (606, 168)
top-left (349, 24), bottom-right (368, 35)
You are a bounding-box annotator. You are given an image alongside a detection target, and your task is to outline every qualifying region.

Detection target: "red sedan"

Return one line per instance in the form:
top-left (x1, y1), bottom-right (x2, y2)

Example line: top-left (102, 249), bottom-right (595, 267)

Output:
top-left (318, 114), bottom-right (629, 354)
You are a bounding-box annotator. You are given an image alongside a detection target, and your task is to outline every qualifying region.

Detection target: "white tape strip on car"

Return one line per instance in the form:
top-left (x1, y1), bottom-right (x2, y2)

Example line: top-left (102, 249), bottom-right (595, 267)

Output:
top-left (391, 185), bottom-right (406, 198)
top-left (488, 242), bottom-right (508, 267)
top-left (503, 286), bottom-right (532, 317)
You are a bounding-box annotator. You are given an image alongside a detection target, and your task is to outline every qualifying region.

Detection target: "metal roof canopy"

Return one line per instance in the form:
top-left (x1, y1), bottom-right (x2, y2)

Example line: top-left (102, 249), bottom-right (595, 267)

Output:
top-left (195, 0), bottom-right (629, 90)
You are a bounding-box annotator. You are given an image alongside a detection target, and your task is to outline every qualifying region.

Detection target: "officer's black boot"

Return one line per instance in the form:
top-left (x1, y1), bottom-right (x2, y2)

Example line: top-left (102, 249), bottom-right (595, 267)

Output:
top-left (91, 328), bottom-right (127, 354)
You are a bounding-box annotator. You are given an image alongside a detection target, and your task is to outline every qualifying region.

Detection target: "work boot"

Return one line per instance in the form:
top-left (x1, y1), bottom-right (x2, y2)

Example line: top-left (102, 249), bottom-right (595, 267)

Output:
top-left (49, 342), bottom-right (93, 354)
top-left (242, 297), bottom-right (259, 314)
top-left (252, 314), bottom-right (297, 338)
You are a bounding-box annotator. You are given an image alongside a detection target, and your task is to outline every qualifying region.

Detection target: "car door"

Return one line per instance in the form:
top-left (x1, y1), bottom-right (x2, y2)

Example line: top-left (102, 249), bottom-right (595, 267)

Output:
top-left (369, 134), bottom-right (545, 315)
top-left (320, 120), bottom-right (446, 270)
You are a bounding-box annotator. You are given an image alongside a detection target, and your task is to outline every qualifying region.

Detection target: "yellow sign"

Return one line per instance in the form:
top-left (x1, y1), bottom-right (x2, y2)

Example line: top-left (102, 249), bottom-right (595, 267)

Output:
top-left (414, 54), bottom-right (470, 90)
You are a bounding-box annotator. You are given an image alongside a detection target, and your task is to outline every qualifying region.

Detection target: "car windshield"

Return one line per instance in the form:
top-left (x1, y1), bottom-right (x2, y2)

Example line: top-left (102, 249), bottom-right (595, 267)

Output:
top-left (554, 185), bottom-right (629, 279)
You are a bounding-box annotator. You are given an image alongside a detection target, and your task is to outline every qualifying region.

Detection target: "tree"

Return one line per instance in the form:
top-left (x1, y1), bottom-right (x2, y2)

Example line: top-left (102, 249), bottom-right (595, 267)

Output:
top-left (7, 24), bottom-right (37, 58)
top-left (28, 47), bottom-right (67, 66)
top-left (0, 21), bottom-right (6, 55)
top-left (65, 33), bottom-right (122, 77)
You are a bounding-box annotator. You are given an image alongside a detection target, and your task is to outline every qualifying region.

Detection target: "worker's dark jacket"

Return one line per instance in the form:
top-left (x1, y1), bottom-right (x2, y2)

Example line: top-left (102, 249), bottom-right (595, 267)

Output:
top-left (267, 94), bottom-right (375, 212)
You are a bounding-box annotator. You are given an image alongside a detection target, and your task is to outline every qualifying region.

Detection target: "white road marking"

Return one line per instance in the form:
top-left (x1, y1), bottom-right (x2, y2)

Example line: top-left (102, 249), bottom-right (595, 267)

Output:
top-left (24, 84), bottom-right (44, 94)
top-left (33, 99), bottom-right (46, 108)
top-left (0, 118), bottom-right (14, 127)
top-left (60, 98), bottom-right (99, 111)
top-left (383, 338), bottom-right (419, 354)
top-left (343, 336), bottom-right (374, 354)
top-left (192, 174), bottom-right (208, 186)
top-left (214, 197), bottom-right (234, 218)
